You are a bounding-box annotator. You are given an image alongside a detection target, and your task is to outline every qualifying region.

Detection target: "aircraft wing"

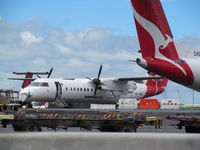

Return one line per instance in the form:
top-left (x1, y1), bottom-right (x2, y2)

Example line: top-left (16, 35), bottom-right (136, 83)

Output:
top-left (8, 78), bottom-right (36, 81)
top-left (113, 76), bottom-right (164, 82)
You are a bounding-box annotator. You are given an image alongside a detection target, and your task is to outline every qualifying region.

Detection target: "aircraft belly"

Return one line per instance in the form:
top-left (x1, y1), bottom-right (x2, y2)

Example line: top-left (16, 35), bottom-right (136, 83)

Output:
top-left (63, 98), bottom-right (117, 104)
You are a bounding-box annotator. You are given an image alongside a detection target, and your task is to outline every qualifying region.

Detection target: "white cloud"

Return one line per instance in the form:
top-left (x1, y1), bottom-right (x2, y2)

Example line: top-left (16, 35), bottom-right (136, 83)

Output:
top-left (65, 32), bottom-right (82, 48)
top-left (20, 31), bottom-right (43, 45)
top-left (0, 71), bottom-right (21, 90)
top-left (179, 36), bottom-right (200, 49)
top-left (67, 58), bottom-right (87, 68)
top-left (0, 45), bottom-right (28, 60)
top-left (58, 45), bottom-right (134, 62)
top-left (33, 58), bottom-right (47, 66)
top-left (83, 28), bottom-right (112, 42)
top-left (0, 16), bottom-right (3, 23)
top-left (58, 46), bottom-right (74, 55)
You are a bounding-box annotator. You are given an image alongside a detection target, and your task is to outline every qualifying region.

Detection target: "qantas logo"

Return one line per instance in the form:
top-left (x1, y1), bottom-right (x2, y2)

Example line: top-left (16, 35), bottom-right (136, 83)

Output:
top-left (132, 6), bottom-right (187, 75)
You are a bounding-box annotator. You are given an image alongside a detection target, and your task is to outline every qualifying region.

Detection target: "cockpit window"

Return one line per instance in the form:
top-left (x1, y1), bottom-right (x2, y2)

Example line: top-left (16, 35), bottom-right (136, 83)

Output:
top-left (40, 82), bottom-right (49, 87)
top-left (31, 82), bottom-right (40, 86)
top-left (31, 82), bottom-right (49, 87)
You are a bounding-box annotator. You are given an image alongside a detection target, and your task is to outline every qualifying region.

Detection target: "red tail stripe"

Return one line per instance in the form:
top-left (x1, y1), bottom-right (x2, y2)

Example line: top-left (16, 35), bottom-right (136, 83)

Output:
top-left (22, 72), bottom-right (33, 88)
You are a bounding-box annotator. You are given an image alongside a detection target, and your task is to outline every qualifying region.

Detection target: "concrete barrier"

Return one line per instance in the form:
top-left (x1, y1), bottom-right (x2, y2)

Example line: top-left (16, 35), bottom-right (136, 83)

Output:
top-left (0, 133), bottom-right (200, 150)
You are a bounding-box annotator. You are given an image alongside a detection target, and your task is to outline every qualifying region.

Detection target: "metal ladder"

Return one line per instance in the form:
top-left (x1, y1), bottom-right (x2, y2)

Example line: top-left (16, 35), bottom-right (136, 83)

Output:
top-left (55, 97), bottom-right (69, 108)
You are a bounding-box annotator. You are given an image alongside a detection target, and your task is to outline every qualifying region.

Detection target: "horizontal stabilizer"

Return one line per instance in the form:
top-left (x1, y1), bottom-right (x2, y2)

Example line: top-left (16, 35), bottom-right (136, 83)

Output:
top-left (8, 78), bottom-right (36, 81)
top-left (128, 60), bottom-right (136, 62)
top-left (13, 72), bottom-right (49, 75)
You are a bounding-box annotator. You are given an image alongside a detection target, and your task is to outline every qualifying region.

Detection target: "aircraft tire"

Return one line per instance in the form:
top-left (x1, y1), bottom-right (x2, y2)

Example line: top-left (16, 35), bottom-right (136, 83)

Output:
top-left (21, 121), bottom-right (42, 132)
top-left (120, 125), bottom-right (136, 132)
top-left (185, 126), bottom-right (200, 133)
top-left (12, 125), bottom-right (23, 132)
top-left (99, 126), bottom-right (119, 132)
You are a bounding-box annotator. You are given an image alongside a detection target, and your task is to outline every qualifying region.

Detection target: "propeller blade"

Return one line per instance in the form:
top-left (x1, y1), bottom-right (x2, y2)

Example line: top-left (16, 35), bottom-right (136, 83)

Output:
top-left (37, 75), bottom-right (41, 78)
top-left (48, 68), bottom-right (53, 78)
top-left (94, 84), bottom-right (98, 96)
top-left (97, 65), bottom-right (102, 79)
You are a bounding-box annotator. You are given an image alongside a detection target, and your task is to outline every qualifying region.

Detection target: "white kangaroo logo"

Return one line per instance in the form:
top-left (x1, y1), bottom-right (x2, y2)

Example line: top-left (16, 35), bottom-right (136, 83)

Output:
top-left (132, 6), bottom-right (186, 75)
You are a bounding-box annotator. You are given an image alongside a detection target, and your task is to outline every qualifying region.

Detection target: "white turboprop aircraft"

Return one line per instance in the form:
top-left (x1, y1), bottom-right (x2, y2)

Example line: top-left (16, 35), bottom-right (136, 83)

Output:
top-left (131, 0), bottom-right (200, 92)
top-left (10, 65), bottom-right (167, 107)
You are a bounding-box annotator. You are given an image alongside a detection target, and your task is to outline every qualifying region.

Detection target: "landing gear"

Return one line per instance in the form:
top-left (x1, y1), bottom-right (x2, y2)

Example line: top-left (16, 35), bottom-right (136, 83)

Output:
top-left (13, 121), bottom-right (42, 132)
top-left (185, 126), bottom-right (200, 133)
top-left (22, 121), bottom-right (42, 132)
top-left (12, 125), bottom-right (23, 131)
top-left (20, 102), bottom-right (33, 108)
top-left (121, 125), bottom-right (137, 132)
top-left (99, 126), bottom-right (119, 132)
top-left (99, 124), bottom-right (137, 132)
top-left (26, 103), bottom-right (33, 108)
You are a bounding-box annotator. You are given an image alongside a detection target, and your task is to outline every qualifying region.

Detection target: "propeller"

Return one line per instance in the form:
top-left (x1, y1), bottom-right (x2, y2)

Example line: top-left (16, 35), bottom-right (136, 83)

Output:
top-left (48, 68), bottom-right (53, 78)
top-left (93, 65), bottom-right (103, 96)
top-left (86, 65), bottom-right (103, 96)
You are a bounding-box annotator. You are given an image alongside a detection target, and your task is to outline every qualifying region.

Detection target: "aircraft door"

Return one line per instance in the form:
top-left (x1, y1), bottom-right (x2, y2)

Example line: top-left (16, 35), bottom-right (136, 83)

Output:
top-left (55, 82), bottom-right (62, 99)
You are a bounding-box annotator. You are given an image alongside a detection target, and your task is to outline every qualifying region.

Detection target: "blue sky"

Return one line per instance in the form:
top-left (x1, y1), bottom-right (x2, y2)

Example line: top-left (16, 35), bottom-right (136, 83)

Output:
top-left (0, 0), bottom-right (200, 104)
top-left (1, 0), bottom-right (199, 37)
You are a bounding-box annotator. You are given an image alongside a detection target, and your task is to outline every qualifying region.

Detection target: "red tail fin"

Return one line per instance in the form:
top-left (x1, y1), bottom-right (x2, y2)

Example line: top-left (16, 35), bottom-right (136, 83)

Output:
top-left (131, 0), bottom-right (179, 59)
top-left (144, 73), bottom-right (168, 98)
top-left (131, 0), bottom-right (194, 88)
top-left (146, 73), bottom-right (168, 87)
top-left (22, 72), bottom-right (33, 88)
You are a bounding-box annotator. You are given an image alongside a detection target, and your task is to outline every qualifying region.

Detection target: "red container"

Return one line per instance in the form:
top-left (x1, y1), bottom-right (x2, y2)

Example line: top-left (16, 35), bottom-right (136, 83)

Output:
top-left (137, 99), bottom-right (160, 109)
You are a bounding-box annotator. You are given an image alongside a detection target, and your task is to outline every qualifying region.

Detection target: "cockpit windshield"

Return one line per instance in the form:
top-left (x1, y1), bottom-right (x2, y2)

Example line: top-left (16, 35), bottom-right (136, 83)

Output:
top-left (31, 82), bottom-right (49, 87)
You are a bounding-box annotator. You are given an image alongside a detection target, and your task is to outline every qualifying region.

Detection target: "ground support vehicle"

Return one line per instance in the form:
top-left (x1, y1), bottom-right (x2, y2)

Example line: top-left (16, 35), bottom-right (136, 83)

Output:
top-left (0, 103), bottom-right (20, 112)
top-left (120, 109), bottom-right (200, 133)
top-left (143, 117), bottom-right (163, 129)
top-left (169, 115), bottom-right (200, 133)
top-left (0, 109), bottom-right (146, 132)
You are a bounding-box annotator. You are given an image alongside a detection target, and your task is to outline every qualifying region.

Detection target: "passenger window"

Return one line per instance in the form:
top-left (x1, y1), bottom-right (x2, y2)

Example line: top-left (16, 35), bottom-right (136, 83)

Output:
top-left (66, 87), bottom-right (68, 91)
top-left (80, 88), bottom-right (82, 91)
top-left (91, 88), bottom-right (93, 92)
top-left (84, 88), bottom-right (86, 91)
top-left (70, 87), bottom-right (72, 91)
top-left (77, 88), bottom-right (79, 91)
top-left (74, 88), bottom-right (76, 91)
top-left (87, 88), bottom-right (89, 92)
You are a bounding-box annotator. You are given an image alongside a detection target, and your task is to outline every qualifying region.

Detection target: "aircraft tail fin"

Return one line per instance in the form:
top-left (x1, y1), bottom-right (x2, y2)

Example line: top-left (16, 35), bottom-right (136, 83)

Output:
top-left (22, 72), bottom-right (33, 88)
top-left (143, 72), bottom-right (168, 98)
top-left (130, 0), bottom-right (179, 59)
top-left (146, 73), bottom-right (168, 87)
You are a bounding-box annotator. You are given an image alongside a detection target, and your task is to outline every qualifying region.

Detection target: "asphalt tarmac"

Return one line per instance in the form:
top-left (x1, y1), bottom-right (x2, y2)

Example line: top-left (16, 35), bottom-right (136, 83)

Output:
top-left (0, 125), bottom-right (186, 133)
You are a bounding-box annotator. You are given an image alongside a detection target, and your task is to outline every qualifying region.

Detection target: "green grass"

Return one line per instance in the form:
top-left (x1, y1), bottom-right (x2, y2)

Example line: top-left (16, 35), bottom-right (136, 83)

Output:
top-left (180, 107), bottom-right (200, 110)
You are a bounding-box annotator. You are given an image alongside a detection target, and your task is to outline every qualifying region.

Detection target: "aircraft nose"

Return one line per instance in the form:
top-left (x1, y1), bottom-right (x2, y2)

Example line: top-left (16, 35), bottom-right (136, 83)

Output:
top-left (19, 89), bottom-right (32, 102)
